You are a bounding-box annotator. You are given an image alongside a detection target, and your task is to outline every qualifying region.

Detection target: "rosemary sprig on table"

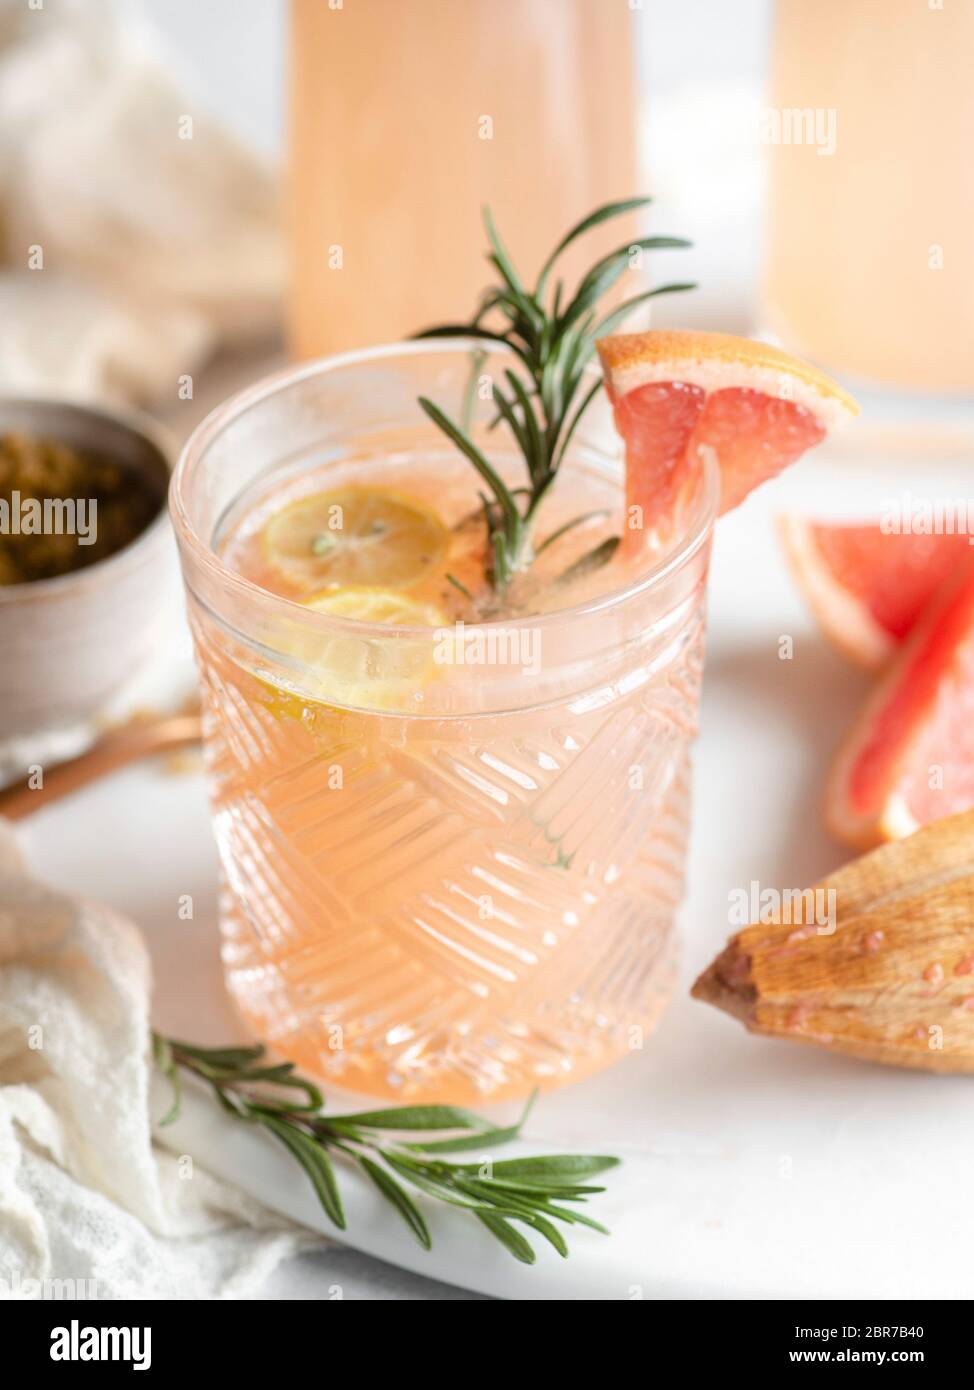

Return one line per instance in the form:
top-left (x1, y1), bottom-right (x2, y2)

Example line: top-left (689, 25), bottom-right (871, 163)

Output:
top-left (416, 196), bottom-right (694, 590)
top-left (153, 1033), bottom-right (619, 1265)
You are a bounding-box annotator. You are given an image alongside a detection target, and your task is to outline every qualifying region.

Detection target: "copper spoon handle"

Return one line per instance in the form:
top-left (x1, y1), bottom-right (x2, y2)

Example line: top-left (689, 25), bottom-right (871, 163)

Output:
top-left (0, 714), bottom-right (203, 822)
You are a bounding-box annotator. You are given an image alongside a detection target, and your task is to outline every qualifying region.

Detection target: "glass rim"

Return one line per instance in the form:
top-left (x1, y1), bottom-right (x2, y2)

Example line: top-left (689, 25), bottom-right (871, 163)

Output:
top-left (169, 337), bottom-right (719, 638)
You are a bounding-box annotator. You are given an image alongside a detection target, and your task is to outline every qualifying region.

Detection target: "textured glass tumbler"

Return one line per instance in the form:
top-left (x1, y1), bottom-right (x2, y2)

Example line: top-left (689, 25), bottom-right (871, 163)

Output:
top-left (170, 342), bottom-right (716, 1104)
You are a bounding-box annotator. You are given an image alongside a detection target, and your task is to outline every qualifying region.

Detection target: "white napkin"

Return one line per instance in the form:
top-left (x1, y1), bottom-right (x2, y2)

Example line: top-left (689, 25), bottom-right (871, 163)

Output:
top-left (0, 0), bottom-right (283, 406)
top-left (0, 819), bottom-right (322, 1301)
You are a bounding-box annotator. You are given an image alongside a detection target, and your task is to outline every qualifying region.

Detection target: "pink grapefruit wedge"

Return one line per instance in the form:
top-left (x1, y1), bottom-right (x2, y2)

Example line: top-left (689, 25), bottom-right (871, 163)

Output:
top-left (779, 517), bottom-right (972, 670)
top-left (597, 330), bottom-right (858, 540)
top-left (826, 556), bottom-right (974, 847)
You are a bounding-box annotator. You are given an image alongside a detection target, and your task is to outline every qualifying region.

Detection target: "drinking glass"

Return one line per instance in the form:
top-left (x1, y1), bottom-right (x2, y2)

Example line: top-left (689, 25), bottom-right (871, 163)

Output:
top-left (170, 341), bottom-right (717, 1103)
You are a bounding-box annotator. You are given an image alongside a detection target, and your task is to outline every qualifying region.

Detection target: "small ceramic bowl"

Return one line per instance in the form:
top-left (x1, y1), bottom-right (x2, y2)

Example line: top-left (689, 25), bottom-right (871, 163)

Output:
top-left (0, 397), bottom-right (175, 761)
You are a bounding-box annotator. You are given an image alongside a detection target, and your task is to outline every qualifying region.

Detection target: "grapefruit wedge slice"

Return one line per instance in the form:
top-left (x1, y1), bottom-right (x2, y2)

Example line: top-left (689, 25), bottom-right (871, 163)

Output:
top-left (826, 555), bottom-right (974, 847)
top-left (779, 517), bottom-right (971, 670)
top-left (597, 330), bottom-right (858, 542)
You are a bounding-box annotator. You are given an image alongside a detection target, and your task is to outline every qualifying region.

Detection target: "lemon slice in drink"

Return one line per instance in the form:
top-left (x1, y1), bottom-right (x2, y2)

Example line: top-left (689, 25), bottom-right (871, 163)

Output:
top-left (262, 587), bottom-right (448, 721)
top-left (305, 587), bottom-right (448, 707)
top-left (261, 486), bottom-right (449, 592)
top-left (305, 588), bottom-right (447, 627)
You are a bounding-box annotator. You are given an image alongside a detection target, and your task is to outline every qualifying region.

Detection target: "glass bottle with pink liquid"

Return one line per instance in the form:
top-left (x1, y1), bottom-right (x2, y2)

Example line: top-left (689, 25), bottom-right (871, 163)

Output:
top-left (763, 0), bottom-right (974, 392)
top-left (288, 0), bottom-right (638, 357)
top-left (170, 341), bottom-right (716, 1104)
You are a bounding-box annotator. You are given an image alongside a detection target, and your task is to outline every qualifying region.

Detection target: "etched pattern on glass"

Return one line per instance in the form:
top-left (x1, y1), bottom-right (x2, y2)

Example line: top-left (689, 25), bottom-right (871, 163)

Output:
top-left (191, 597), bottom-right (705, 1102)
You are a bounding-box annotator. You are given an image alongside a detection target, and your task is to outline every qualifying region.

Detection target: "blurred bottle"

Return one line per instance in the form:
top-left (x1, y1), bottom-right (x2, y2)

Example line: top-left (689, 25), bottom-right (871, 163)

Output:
top-left (288, 0), bottom-right (637, 358)
top-left (763, 0), bottom-right (974, 393)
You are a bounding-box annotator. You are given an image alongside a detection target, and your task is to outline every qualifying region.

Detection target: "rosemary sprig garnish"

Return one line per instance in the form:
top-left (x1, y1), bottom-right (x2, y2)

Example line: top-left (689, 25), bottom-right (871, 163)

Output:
top-left (153, 1033), bottom-right (619, 1265)
top-left (557, 536), bottom-right (622, 586)
top-left (416, 196), bottom-right (694, 591)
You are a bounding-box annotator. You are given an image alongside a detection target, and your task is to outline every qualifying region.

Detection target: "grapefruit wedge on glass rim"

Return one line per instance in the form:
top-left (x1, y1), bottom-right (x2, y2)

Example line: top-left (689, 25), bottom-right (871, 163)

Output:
top-left (596, 330), bottom-right (858, 541)
top-left (779, 517), bottom-right (972, 670)
top-left (826, 555), bottom-right (974, 848)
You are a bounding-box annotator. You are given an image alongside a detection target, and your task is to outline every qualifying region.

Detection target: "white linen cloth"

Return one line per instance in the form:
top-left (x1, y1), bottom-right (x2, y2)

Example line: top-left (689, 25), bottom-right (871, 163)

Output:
top-left (0, 819), bottom-right (322, 1300)
top-left (0, 0), bottom-right (283, 406)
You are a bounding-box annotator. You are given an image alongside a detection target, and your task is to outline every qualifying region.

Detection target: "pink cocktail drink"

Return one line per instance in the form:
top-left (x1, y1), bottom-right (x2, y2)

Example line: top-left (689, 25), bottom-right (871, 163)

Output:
top-left (171, 342), bottom-right (716, 1103)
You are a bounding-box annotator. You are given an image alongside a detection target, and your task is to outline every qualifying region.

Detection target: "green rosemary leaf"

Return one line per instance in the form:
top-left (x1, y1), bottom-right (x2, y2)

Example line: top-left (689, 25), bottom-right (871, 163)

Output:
top-left (593, 281), bottom-right (697, 340)
top-left (311, 1117), bottom-right (366, 1144)
top-left (535, 509), bottom-right (609, 556)
top-left (558, 240), bottom-right (666, 335)
top-left (414, 324), bottom-right (526, 365)
top-left (502, 369), bottom-right (545, 478)
top-left (231, 1062), bottom-right (299, 1081)
top-left (197, 1061), bottom-right (291, 1083)
top-left (331, 1103), bottom-right (495, 1131)
top-left (165, 1040), bottom-right (267, 1068)
top-left (483, 248), bottom-right (528, 311)
top-left (452, 1178), bottom-right (584, 1241)
top-left (451, 1175), bottom-right (542, 1213)
top-left (189, 1063), bottom-right (324, 1113)
top-left (557, 256), bottom-right (633, 335)
top-left (476, 1213), bottom-right (537, 1264)
top-left (407, 1085), bottom-right (538, 1153)
top-left (483, 208), bottom-right (542, 330)
top-left (458, 1176), bottom-right (607, 1233)
top-left (553, 377), bottom-right (604, 470)
top-left (556, 535), bottom-right (621, 584)
top-left (537, 1203), bottom-right (609, 1236)
top-left (487, 1154), bottom-right (621, 1181)
top-left (357, 1156), bottom-right (432, 1250)
top-left (460, 347), bottom-right (487, 433)
top-left (477, 490), bottom-right (497, 530)
top-left (152, 1033), bottom-right (181, 1127)
top-left (381, 1155), bottom-right (503, 1211)
top-left (534, 195), bottom-right (653, 300)
top-left (559, 317), bottom-right (599, 385)
top-left (490, 381), bottom-right (532, 464)
top-left (230, 1061), bottom-right (300, 1084)
top-left (518, 1088), bottom-right (539, 1127)
top-left (565, 235), bottom-right (692, 326)
top-left (521, 1213), bottom-right (569, 1259)
top-left (213, 1085), bottom-right (251, 1120)
top-left (402, 1122), bottom-right (525, 1155)
top-left (490, 526), bottom-right (514, 589)
top-left (473, 288), bottom-right (504, 325)
top-left (414, 323), bottom-right (504, 341)
top-left (259, 1115), bottom-right (346, 1230)
top-left (460, 1176), bottom-right (606, 1198)
top-left (417, 397), bottom-right (520, 531)
top-left (445, 572), bottom-right (474, 601)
